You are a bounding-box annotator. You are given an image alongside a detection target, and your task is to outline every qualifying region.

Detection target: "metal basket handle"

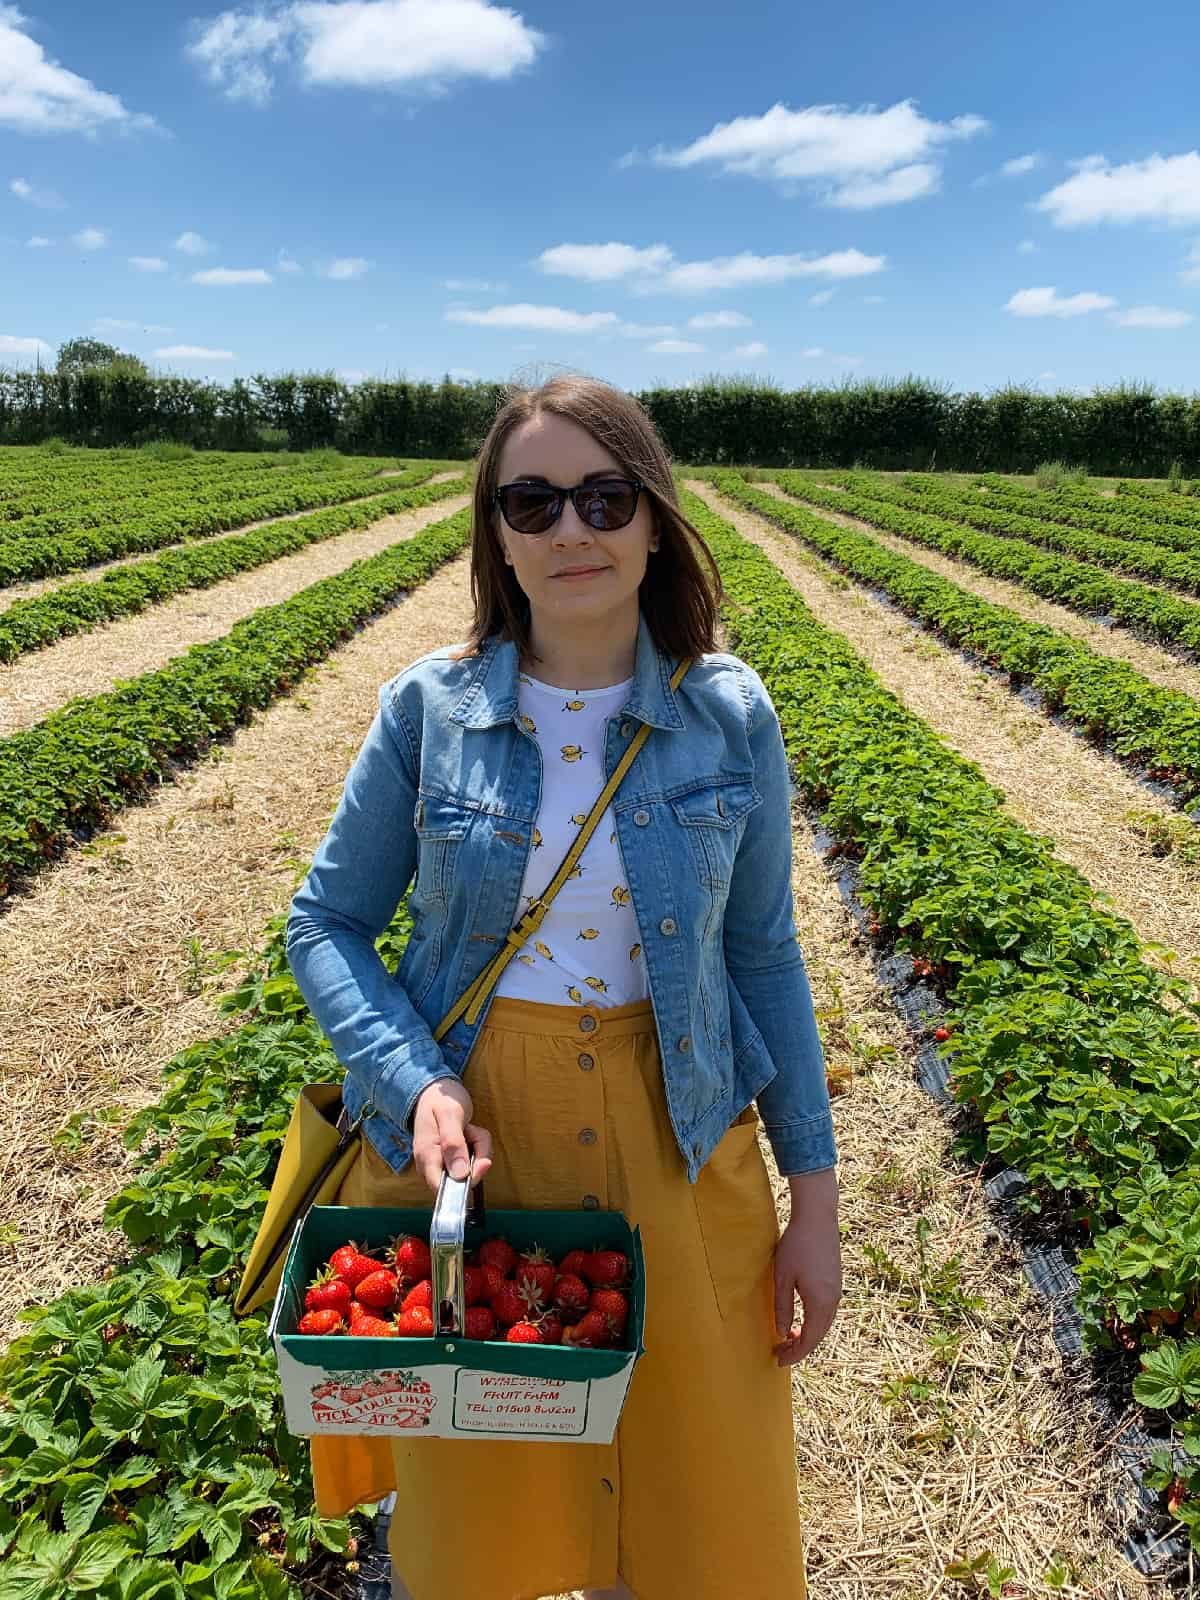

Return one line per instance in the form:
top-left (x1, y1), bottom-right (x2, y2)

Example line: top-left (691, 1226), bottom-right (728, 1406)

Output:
top-left (429, 1161), bottom-right (486, 1335)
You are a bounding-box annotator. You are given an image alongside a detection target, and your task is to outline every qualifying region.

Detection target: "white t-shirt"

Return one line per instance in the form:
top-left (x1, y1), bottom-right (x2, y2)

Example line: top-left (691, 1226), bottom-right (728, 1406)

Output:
top-left (492, 669), bottom-right (649, 1008)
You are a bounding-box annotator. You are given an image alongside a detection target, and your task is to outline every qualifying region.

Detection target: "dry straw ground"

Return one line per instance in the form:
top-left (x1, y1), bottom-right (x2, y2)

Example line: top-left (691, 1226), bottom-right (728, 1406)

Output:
top-left (0, 477), bottom-right (1189, 1596)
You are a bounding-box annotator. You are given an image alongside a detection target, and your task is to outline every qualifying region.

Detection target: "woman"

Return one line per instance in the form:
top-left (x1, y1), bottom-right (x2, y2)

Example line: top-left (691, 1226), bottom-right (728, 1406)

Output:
top-left (285, 376), bottom-right (842, 1600)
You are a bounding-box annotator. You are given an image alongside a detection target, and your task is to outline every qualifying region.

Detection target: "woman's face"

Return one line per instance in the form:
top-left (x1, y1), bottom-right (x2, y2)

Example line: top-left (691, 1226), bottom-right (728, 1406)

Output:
top-left (493, 412), bottom-right (658, 629)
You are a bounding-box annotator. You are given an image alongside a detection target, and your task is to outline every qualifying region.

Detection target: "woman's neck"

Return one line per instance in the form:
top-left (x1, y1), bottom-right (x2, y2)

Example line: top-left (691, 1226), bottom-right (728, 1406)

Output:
top-left (519, 609), bottom-right (639, 689)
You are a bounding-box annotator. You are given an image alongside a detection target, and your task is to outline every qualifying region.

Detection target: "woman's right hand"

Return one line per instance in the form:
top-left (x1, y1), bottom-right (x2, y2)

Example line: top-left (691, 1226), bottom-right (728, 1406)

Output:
top-left (411, 1078), bottom-right (493, 1195)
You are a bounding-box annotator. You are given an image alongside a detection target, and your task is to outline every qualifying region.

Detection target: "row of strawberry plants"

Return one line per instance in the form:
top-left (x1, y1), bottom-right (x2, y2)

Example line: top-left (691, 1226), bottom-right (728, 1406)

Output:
top-left (1115, 482), bottom-right (1200, 532)
top-left (0, 467), bottom-right (440, 585)
top-left (0, 476), bottom-right (468, 665)
top-left (713, 473), bottom-right (1200, 806)
top-left (684, 484), bottom-right (1200, 1543)
top-left (848, 472), bottom-right (1200, 594)
top-left (0, 503), bottom-right (471, 897)
top-left (774, 471), bottom-right (1200, 657)
top-left (974, 476), bottom-right (1200, 551)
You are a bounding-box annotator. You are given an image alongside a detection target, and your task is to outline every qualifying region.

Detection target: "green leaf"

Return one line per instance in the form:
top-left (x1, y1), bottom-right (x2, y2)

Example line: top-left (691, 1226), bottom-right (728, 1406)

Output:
top-left (65, 1526), bottom-right (135, 1590)
top-left (59, 1476), bottom-right (107, 1539)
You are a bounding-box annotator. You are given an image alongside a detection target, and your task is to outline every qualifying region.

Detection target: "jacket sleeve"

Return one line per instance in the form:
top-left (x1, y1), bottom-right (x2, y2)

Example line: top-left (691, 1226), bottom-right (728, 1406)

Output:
top-left (724, 665), bottom-right (838, 1177)
top-left (285, 681), bottom-right (460, 1134)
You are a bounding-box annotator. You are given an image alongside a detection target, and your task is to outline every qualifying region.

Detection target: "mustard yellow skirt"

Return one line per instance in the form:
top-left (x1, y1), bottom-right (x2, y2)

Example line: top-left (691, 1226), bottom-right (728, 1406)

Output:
top-left (311, 995), bottom-right (808, 1600)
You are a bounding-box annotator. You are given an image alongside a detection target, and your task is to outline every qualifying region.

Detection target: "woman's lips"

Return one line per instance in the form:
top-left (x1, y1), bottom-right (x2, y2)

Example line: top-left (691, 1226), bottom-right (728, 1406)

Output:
top-left (552, 567), bottom-right (608, 580)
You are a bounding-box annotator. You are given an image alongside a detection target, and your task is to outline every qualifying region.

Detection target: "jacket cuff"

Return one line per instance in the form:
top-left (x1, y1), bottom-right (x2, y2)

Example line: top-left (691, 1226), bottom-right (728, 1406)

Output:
top-left (762, 1111), bottom-right (838, 1176)
top-left (366, 1038), bottom-right (460, 1134)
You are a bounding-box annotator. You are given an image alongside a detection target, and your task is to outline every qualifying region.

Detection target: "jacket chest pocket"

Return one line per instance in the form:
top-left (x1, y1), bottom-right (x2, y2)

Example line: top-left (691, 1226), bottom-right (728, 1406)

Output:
top-left (413, 793), bottom-right (472, 904)
top-left (669, 780), bottom-right (762, 889)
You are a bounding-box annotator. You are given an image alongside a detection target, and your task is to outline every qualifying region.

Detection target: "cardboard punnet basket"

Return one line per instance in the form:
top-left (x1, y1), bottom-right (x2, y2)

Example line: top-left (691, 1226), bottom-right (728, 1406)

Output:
top-left (269, 1200), bottom-right (645, 1442)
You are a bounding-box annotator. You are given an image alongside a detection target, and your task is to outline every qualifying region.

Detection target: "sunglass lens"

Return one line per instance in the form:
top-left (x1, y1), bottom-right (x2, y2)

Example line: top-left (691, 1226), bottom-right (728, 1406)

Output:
top-left (582, 481), bottom-right (638, 529)
top-left (502, 485), bottom-right (559, 533)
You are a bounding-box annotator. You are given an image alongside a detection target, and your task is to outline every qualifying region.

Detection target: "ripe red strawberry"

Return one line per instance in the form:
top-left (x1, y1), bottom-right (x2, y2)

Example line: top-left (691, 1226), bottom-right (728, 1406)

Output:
top-left (582, 1251), bottom-right (630, 1289)
top-left (478, 1236), bottom-right (517, 1276)
top-left (558, 1249), bottom-right (589, 1277)
top-left (553, 1274), bottom-right (590, 1314)
top-left (349, 1312), bottom-right (398, 1337)
top-left (330, 1241), bottom-right (382, 1288)
top-left (305, 1270), bottom-right (353, 1318)
top-left (395, 1305), bottom-right (434, 1337)
top-left (355, 1269), bottom-right (399, 1310)
top-left (563, 1309), bottom-right (612, 1348)
top-left (507, 1320), bottom-right (545, 1344)
top-left (392, 1234), bottom-right (432, 1284)
top-left (478, 1263), bottom-right (506, 1303)
top-left (538, 1311), bottom-right (564, 1345)
top-left (589, 1288), bottom-right (628, 1336)
top-left (492, 1280), bottom-right (541, 1328)
top-left (401, 1279), bottom-right (433, 1312)
top-left (515, 1246), bottom-right (556, 1306)
top-left (463, 1265), bottom-right (488, 1307)
top-left (934, 1026), bottom-right (951, 1043)
top-left (298, 1309), bottom-right (345, 1335)
top-left (465, 1305), bottom-right (496, 1340)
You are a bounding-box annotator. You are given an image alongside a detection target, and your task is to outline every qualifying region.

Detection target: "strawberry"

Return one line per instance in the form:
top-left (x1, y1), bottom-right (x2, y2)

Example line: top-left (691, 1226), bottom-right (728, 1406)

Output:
top-left (478, 1263), bottom-right (506, 1303)
top-left (330, 1241), bottom-right (382, 1288)
top-left (395, 1305), bottom-right (434, 1337)
top-left (478, 1236), bottom-right (518, 1276)
top-left (465, 1305), bottom-right (496, 1340)
top-left (492, 1280), bottom-right (542, 1328)
top-left (392, 1234), bottom-right (432, 1284)
top-left (553, 1274), bottom-right (590, 1314)
top-left (563, 1309), bottom-right (612, 1348)
top-left (582, 1251), bottom-right (630, 1289)
top-left (355, 1269), bottom-right (399, 1310)
top-left (934, 1026), bottom-right (951, 1043)
top-left (464, 1265), bottom-right (488, 1307)
top-left (558, 1248), bottom-right (589, 1277)
top-left (589, 1288), bottom-right (628, 1336)
top-left (350, 1312), bottom-right (398, 1337)
top-left (401, 1279), bottom-right (433, 1312)
top-left (515, 1246), bottom-right (556, 1306)
top-left (537, 1311), bottom-right (564, 1345)
top-left (305, 1269), bottom-right (353, 1318)
top-left (298, 1309), bottom-right (345, 1335)
top-left (507, 1320), bottom-right (545, 1344)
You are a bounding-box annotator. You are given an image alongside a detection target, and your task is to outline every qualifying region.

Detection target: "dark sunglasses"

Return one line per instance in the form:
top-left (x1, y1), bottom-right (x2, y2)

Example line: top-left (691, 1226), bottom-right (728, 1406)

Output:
top-left (493, 476), bottom-right (644, 536)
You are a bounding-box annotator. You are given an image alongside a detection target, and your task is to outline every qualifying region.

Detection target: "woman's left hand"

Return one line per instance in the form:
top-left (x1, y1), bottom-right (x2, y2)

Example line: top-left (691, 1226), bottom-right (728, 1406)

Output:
top-left (772, 1169), bottom-right (842, 1366)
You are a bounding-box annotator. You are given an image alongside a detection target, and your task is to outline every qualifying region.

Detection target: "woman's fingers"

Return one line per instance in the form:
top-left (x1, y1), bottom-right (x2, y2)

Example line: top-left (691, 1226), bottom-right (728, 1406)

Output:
top-left (435, 1098), bottom-right (471, 1181)
top-left (465, 1121), bottom-right (493, 1185)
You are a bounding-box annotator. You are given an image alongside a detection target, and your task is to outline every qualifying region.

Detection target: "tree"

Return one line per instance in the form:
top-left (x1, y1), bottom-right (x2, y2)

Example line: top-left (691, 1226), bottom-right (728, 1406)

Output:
top-left (56, 336), bottom-right (147, 377)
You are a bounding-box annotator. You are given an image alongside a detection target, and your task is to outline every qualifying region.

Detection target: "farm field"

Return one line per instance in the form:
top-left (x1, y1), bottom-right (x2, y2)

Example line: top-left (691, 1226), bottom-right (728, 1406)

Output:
top-left (1, 444), bottom-right (1199, 1599)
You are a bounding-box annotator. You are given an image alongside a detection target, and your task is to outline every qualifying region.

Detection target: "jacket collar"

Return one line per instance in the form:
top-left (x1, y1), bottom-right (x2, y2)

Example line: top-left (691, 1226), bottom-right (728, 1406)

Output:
top-left (449, 607), bottom-right (686, 731)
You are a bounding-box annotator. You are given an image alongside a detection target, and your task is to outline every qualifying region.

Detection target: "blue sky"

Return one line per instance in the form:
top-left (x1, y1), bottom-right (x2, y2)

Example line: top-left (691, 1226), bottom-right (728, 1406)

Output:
top-left (3, 0), bottom-right (1200, 396)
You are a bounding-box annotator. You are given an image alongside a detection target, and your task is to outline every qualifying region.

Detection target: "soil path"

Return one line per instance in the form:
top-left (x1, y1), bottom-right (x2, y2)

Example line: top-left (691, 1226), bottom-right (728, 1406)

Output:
top-left (0, 493), bottom-right (470, 735)
top-left (688, 480), bottom-right (1200, 1003)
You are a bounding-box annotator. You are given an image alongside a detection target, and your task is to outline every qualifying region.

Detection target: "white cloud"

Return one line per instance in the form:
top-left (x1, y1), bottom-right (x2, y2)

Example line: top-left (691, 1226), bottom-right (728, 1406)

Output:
top-left (9, 175), bottom-right (63, 207)
top-left (1017, 238), bottom-right (1037, 254)
top-left (828, 161), bottom-right (939, 208)
top-left (1109, 304), bottom-right (1194, 329)
top-left (536, 242), bottom-right (674, 281)
top-left (175, 230), bottom-right (212, 255)
top-left (660, 247), bottom-right (883, 293)
top-left (1036, 152), bottom-right (1200, 226)
top-left (25, 233), bottom-right (50, 247)
top-left (801, 346), bottom-right (825, 357)
top-left (446, 303), bottom-right (620, 333)
top-left (1181, 243), bottom-right (1200, 285)
top-left (687, 309), bottom-right (750, 329)
top-left (187, 0), bottom-right (547, 104)
top-left (808, 287), bottom-right (836, 306)
top-left (191, 266), bottom-right (272, 285)
top-left (648, 98), bottom-right (986, 208)
top-left (322, 256), bottom-right (370, 279)
top-left (1001, 152), bottom-right (1041, 177)
top-left (616, 322), bottom-right (678, 338)
top-left (71, 226), bottom-right (107, 249)
top-left (731, 340), bottom-right (767, 356)
top-left (649, 338), bottom-right (704, 353)
top-left (444, 276), bottom-right (505, 291)
top-left (277, 248), bottom-right (302, 273)
top-left (0, 331), bottom-right (52, 357)
top-left (129, 255), bottom-right (167, 271)
top-left (154, 344), bottom-right (236, 360)
top-left (0, 9), bottom-right (156, 134)
top-left (1005, 286), bottom-right (1117, 318)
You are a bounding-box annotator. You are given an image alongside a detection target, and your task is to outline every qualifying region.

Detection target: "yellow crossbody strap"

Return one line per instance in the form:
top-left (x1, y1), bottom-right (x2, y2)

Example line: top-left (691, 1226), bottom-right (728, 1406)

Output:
top-left (434, 655), bottom-right (693, 1038)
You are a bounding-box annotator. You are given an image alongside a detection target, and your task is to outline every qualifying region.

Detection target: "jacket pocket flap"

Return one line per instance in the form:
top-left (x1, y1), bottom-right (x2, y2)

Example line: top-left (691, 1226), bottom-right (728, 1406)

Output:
top-left (670, 780), bottom-right (761, 829)
top-left (413, 793), bottom-right (473, 839)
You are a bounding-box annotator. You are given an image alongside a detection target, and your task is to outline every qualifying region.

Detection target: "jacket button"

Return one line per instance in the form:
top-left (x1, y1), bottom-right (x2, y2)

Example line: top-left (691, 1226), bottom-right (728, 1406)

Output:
top-left (578, 1128), bottom-right (597, 1146)
top-left (578, 1052), bottom-right (594, 1071)
top-left (620, 721), bottom-right (633, 738)
top-left (677, 1035), bottom-right (691, 1053)
top-left (659, 917), bottom-right (676, 935)
top-left (633, 809), bottom-right (650, 826)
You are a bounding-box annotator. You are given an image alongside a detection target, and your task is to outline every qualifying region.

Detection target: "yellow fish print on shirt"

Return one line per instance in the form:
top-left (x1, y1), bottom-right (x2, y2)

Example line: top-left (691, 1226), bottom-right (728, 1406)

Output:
top-left (629, 943), bottom-right (641, 961)
top-left (563, 698), bottom-right (587, 713)
top-left (560, 744), bottom-right (584, 762)
top-left (517, 953), bottom-right (536, 967)
top-left (568, 865), bottom-right (583, 880)
top-left (532, 827), bottom-right (543, 850)
top-left (610, 885), bottom-right (630, 907)
top-left (577, 928), bottom-right (599, 941)
top-left (609, 829), bottom-right (616, 844)
top-left (566, 985), bottom-right (584, 1003)
top-left (518, 673), bottom-right (533, 685)
top-left (519, 714), bottom-right (537, 735)
top-left (534, 940), bottom-right (553, 960)
top-left (571, 812), bottom-right (587, 825)
top-left (585, 976), bottom-right (607, 994)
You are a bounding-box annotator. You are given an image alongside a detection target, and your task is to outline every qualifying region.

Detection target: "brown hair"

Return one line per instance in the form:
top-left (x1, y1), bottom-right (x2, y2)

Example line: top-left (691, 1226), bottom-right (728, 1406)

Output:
top-left (448, 375), bottom-right (722, 665)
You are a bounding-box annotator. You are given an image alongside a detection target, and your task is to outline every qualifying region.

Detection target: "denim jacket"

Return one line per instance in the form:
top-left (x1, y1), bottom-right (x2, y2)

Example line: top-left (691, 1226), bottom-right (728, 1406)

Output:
top-left (286, 607), bottom-right (838, 1182)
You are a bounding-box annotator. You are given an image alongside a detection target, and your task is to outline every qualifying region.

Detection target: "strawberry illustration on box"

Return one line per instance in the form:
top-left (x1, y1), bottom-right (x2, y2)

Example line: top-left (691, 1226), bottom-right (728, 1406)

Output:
top-left (309, 1368), bottom-right (437, 1429)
